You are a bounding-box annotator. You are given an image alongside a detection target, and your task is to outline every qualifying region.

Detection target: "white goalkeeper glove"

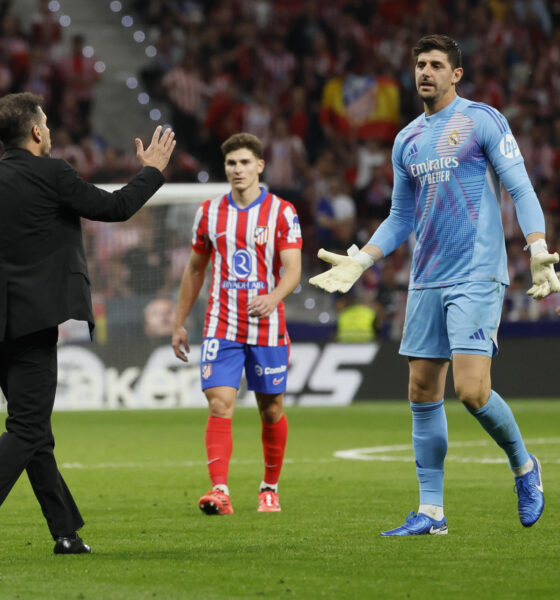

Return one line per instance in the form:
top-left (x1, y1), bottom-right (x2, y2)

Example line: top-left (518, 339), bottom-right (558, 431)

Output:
top-left (525, 239), bottom-right (560, 300)
top-left (309, 244), bottom-right (375, 293)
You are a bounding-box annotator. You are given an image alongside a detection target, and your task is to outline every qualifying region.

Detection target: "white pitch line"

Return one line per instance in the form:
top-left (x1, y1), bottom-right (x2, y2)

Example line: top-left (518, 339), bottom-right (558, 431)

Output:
top-left (58, 438), bottom-right (560, 470)
top-left (334, 437), bottom-right (560, 463)
top-left (59, 457), bottom-right (336, 470)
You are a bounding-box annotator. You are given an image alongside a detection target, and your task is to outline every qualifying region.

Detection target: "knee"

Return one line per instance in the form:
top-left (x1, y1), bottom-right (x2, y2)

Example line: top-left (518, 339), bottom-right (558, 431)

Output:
top-left (207, 396), bottom-right (233, 419)
top-left (261, 404), bottom-right (283, 424)
top-left (257, 394), bottom-right (284, 424)
top-left (408, 378), bottom-right (441, 404)
top-left (454, 380), bottom-right (489, 411)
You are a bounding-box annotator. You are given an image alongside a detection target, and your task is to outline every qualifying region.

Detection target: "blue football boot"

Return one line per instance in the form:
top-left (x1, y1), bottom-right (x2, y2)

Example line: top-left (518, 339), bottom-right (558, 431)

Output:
top-left (515, 454), bottom-right (544, 527)
top-left (380, 511), bottom-right (448, 536)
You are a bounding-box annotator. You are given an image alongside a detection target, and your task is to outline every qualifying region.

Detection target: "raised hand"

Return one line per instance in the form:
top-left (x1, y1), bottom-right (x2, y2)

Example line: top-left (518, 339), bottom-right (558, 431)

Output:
top-left (135, 125), bottom-right (176, 172)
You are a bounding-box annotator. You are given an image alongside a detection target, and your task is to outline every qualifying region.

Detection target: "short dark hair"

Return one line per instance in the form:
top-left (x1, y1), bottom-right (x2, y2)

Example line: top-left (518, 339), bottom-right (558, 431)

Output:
top-left (0, 92), bottom-right (44, 148)
top-left (221, 133), bottom-right (263, 159)
top-left (413, 34), bottom-right (462, 70)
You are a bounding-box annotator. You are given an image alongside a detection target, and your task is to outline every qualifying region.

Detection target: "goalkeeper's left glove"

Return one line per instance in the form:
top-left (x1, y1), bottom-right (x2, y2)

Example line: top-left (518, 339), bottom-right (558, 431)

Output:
top-left (309, 245), bottom-right (375, 293)
top-left (526, 238), bottom-right (560, 300)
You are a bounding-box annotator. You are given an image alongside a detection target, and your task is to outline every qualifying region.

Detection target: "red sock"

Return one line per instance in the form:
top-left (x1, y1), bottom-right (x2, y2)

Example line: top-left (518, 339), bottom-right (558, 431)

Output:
top-left (261, 414), bottom-right (288, 485)
top-left (205, 416), bottom-right (232, 486)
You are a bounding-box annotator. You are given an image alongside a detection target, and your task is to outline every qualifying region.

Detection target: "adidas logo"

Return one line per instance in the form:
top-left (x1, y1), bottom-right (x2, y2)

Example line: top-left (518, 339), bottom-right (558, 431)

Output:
top-left (469, 328), bottom-right (486, 341)
top-left (406, 143), bottom-right (419, 158)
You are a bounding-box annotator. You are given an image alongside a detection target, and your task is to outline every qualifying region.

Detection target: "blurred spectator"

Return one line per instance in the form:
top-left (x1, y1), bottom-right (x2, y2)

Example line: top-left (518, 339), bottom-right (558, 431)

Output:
top-left (162, 53), bottom-right (210, 153)
top-left (30, 0), bottom-right (62, 52)
top-left (503, 274), bottom-right (534, 322)
top-left (264, 117), bottom-right (307, 203)
top-left (0, 14), bottom-right (30, 91)
top-left (335, 291), bottom-right (381, 343)
top-left (315, 175), bottom-right (357, 252)
top-left (201, 82), bottom-right (244, 177)
top-left (242, 84), bottom-right (273, 146)
top-left (375, 261), bottom-right (408, 341)
top-left (56, 34), bottom-right (102, 135)
top-left (259, 36), bottom-right (296, 97)
top-left (144, 297), bottom-right (176, 340)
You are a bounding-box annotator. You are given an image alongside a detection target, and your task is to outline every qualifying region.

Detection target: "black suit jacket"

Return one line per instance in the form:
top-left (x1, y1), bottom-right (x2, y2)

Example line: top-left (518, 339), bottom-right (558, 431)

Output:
top-left (0, 148), bottom-right (164, 341)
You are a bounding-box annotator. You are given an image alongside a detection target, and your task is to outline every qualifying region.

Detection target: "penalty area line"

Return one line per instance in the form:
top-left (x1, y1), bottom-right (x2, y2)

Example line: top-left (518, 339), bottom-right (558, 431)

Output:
top-left (334, 437), bottom-right (560, 463)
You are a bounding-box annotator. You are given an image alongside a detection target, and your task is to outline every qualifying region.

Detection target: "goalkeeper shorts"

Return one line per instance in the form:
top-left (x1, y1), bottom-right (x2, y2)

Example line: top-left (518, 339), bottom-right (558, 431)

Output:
top-left (200, 337), bottom-right (289, 393)
top-left (399, 281), bottom-right (505, 359)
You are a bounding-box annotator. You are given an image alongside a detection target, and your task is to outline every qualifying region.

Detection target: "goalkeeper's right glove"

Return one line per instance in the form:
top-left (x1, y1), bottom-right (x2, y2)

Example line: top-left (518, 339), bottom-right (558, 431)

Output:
top-left (308, 245), bottom-right (375, 293)
top-left (525, 239), bottom-right (560, 300)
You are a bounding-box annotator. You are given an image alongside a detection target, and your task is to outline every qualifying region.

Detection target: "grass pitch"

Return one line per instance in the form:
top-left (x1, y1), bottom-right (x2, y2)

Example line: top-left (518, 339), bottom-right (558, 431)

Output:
top-left (0, 400), bottom-right (558, 599)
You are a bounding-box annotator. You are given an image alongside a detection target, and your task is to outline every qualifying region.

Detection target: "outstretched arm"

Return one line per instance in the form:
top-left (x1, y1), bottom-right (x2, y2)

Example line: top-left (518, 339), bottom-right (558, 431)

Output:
top-left (58, 126), bottom-right (176, 222)
top-left (310, 137), bottom-right (414, 294)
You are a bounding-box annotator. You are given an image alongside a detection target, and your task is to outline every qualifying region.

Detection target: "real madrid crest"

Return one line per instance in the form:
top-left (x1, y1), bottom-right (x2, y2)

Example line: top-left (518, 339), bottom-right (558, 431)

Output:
top-left (448, 130), bottom-right (460, 146)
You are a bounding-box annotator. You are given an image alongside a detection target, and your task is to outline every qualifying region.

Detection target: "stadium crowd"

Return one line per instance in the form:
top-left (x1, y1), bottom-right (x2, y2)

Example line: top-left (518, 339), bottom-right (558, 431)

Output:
top-left (1, 0), bottom-right (560, 341)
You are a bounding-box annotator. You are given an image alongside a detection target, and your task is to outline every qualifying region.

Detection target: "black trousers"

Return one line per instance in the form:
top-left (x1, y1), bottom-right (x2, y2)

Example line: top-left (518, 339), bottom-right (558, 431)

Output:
top-left (0, 327), bottom-right (83, 538)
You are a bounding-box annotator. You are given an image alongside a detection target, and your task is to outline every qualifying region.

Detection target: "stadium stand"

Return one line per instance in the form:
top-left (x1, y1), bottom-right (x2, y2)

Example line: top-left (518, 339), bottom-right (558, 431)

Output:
top-left (2, 0), bottom-right (560, 343)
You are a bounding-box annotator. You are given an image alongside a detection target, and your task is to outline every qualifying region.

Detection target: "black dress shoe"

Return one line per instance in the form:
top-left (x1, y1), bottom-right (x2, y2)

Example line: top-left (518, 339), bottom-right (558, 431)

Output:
top-left (53, 534), bottom-right (91, 554)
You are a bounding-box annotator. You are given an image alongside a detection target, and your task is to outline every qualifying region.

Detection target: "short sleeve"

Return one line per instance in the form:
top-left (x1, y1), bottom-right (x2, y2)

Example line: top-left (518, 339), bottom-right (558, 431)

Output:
top-left (191, 202), bottom-right (212, 254)
top-left (277, 202), bottom-right (303, 251)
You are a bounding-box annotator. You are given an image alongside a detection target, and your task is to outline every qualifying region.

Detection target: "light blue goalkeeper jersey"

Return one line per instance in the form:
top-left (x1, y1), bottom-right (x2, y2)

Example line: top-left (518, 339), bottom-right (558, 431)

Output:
top-left (369, 96), bottom-right (545, 289)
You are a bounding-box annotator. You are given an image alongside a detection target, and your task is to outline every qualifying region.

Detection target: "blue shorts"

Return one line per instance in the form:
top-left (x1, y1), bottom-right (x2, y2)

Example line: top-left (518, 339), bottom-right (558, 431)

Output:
top-left (399, 281), bottom-right (505, 359)
top-left (200, 337), bottom-right (289, 394)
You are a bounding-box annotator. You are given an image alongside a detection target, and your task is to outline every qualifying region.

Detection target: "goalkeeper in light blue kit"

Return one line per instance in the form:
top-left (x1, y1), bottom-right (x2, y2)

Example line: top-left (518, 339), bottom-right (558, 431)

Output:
top-left (310, 34), bottom-right (559, 535)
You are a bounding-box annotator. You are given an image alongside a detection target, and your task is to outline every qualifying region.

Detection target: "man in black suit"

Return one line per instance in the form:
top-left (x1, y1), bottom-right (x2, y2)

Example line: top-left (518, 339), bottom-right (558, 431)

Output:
top-left (0, 92), bottom-right (175, 554)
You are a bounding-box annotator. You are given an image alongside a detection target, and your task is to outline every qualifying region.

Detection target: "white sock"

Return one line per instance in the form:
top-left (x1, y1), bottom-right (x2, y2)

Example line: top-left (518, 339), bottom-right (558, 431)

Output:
top-left (512, 457), bottom-right (533, 478)
top-left (260, 481), bottom-right (278, 492)
top-left (418, 504), bottom-right (444, 520)
top-left (213, 484), bottom-right (230, 496)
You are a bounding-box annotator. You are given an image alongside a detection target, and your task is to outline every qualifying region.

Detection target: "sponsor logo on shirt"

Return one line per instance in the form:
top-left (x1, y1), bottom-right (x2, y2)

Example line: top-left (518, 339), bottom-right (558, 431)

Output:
top-left (409, 156), bottom-right (459, 186)
top-left (499, 133), bottom-right (520, 159)
top-left (221, 280), bottom-right (266, 290)
top-left (232, 249), bottom-right (252, 279)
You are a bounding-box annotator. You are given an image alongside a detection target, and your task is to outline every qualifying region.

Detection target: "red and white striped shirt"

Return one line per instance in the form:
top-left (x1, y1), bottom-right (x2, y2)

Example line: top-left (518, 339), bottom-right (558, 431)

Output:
top-left (192, 188), bottom-right (302, 346)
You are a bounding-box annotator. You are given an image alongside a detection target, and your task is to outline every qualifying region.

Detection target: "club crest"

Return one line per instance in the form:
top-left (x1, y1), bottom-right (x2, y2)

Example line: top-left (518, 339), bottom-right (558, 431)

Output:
top-left (202, 364), bottom-right (212, 379)
top-left (254, 226), bottom-right (269, 245)
top-left (448, 130), bottom-right (460, 146)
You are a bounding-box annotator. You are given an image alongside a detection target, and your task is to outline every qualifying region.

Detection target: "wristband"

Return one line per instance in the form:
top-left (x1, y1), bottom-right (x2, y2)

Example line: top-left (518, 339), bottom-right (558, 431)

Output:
top-left (524, 238), bottom-right (548, 257)
top-left (347, 244), bottom-right (375, 270)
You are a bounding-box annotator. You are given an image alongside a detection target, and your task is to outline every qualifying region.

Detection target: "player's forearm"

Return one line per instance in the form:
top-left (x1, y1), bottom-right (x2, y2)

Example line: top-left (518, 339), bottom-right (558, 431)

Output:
top-left (368, 199), bottom-right (414, 257)
top-left (502, 166), bottom-right (546, 238)
top-left (174, 266), bottom-right (206, 328)
top-left (269, 263), bottom-right (301, 304)
top-left (526, 232), bottom-right (545, 244)
top-left (361, 244), bottom-right (384, 263)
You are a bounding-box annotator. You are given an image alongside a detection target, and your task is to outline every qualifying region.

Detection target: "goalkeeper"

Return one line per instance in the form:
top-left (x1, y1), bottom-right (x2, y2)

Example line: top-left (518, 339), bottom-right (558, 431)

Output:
top-left (310, 34), bottom-right (559, 536)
